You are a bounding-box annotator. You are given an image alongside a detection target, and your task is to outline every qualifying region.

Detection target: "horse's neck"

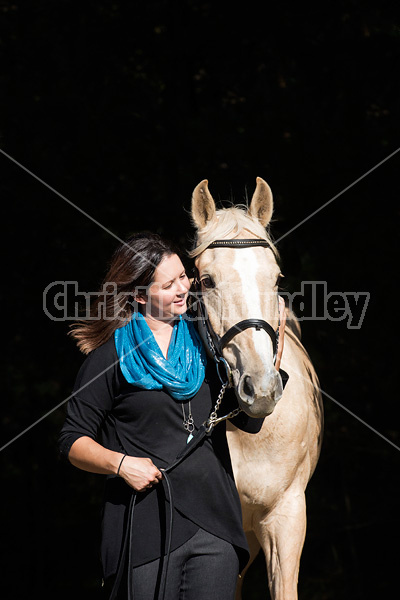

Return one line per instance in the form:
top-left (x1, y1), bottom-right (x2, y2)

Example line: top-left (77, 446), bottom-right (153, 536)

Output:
top-left (284, 309), bottom-right (302, 341)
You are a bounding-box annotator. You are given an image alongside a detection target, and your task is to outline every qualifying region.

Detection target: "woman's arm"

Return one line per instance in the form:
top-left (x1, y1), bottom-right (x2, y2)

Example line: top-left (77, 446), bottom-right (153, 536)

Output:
top-left (68, 436), bottom-right (162, 492)
top-left (68, 435), bottom-right (124, 475)
top-left (59, 343), bottom-right (162, 492)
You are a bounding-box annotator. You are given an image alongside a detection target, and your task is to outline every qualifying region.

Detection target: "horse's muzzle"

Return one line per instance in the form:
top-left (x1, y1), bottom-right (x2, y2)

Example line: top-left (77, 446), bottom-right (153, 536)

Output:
top-left (236, 369), bottom-right (283, 417)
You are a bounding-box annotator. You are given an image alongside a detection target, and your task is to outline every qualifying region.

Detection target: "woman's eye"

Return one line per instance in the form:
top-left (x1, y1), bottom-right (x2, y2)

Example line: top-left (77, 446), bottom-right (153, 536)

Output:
top-left (163, 273), bottom-right (186, 289)
top-left (276, 273), bottom-right (284, 287)
top-left (201, 276), bottom-right (215, 289)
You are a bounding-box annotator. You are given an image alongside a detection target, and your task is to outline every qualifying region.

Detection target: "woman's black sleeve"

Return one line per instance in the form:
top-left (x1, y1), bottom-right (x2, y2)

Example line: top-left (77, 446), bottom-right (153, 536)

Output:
top-left (57, 342), bottom-right (117, 460)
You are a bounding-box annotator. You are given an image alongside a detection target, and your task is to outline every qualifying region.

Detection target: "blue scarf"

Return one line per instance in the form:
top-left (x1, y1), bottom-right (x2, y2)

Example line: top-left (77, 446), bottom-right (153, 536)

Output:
top-left (114, 313), bottom-right (207, 401)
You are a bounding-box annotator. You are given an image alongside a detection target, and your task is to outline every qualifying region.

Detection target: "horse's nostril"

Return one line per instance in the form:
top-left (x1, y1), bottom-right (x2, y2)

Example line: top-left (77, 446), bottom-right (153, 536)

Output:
top-left (242, 376), bottom-right (254, 398)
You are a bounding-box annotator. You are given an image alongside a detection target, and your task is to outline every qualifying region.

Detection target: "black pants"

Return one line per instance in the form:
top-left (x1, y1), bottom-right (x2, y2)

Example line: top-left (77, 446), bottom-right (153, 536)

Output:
top-left (129, 528), bottom-right (239, 600)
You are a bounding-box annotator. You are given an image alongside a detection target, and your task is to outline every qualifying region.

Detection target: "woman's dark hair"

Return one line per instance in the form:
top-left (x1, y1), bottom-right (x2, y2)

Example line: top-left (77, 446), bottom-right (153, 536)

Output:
top-left (68, 232), bottom-right (179, 354)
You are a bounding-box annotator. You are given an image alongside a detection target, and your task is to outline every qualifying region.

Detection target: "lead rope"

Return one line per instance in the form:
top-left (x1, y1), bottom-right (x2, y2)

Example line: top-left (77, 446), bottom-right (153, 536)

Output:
top-left (158, 471), bottom-right (174, 600)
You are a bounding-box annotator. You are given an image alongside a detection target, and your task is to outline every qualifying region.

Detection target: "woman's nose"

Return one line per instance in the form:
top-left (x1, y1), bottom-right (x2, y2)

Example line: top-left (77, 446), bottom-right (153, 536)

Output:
top-left (178, 278), bottom-right (189, 294)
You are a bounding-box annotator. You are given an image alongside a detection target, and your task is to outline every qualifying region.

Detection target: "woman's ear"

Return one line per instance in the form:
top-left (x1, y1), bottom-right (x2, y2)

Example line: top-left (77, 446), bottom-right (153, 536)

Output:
top-left (132, 288), bottom-right (148, 305)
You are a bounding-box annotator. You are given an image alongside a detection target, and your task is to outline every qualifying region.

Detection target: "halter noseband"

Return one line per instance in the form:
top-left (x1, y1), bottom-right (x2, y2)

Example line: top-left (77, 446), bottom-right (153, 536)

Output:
top-left (191, 238), bottom-right (280, 385)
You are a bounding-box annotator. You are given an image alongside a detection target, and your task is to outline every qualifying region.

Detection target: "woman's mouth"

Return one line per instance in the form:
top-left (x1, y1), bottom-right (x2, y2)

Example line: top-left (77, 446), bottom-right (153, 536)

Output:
top-left (174, 298), bottom-right (186, 306)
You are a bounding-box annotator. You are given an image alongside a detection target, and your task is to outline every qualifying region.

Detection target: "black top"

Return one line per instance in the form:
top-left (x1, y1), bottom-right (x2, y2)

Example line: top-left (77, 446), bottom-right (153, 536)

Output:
top-left (58, 336), bottom-right (286, 580)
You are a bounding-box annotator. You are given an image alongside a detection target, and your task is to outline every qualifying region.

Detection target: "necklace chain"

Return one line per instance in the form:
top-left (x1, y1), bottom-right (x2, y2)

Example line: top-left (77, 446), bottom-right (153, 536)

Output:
top-left (182, 401), bottom-right (195, 442)
top-left (181, 402), bottom-right (194, 433)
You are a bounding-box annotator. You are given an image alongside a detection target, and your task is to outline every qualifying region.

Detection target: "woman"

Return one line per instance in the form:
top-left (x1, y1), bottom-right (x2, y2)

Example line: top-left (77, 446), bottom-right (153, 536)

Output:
top-left (58, 232), bottom-right (287, 600)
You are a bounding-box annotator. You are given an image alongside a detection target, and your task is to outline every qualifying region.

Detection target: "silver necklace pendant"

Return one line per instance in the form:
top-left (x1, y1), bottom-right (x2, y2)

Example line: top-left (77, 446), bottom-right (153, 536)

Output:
top-left (182, 401), bottom-right (195, 443)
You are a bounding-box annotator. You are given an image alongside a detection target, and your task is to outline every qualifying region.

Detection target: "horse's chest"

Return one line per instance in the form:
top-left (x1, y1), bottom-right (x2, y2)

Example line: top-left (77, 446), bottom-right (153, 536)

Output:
top-left (227, 428), bottom-right (309, 517)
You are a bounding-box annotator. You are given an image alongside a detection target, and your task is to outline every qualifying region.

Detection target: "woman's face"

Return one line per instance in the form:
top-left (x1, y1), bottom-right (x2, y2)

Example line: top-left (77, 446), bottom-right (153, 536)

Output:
top-left (137, 253), bottom-right (190, 320)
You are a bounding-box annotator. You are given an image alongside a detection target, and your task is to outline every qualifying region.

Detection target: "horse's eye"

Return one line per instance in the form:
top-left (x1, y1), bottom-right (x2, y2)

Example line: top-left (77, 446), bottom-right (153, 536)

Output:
top-left (201, 276), bottom-right (215, 289)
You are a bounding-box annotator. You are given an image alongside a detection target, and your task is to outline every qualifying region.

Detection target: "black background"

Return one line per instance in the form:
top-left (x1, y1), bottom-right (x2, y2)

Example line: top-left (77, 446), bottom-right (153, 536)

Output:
top-left (0, 1), bottom-right (399, 598)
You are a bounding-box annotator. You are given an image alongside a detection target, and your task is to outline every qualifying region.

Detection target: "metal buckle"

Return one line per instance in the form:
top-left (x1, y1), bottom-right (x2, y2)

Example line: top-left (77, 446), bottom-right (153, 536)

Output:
top-left (215, 356), bottom-right (232, 386)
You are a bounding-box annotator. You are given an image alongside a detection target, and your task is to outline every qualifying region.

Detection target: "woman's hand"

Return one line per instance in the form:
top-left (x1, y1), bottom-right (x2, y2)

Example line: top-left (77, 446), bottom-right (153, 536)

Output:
top-left (118, 456), bottom-right (163, 492)
top-left (275, 296), bottom-right (287, 372)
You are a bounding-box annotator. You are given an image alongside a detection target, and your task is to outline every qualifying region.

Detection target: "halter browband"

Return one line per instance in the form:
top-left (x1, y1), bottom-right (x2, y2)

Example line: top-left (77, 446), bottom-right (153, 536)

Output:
top-left (207, 238), bottom-right (271, 249)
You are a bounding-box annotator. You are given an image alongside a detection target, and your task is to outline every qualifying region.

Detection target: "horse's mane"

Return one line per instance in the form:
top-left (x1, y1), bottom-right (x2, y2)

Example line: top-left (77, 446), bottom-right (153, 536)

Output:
top-left (188, 204), bottom-right (279, 261)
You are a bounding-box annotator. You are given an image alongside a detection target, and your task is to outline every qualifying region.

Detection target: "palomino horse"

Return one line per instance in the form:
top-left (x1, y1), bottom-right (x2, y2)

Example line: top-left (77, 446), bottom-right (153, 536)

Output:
top-left (190, 178), bottom-right (323, 600)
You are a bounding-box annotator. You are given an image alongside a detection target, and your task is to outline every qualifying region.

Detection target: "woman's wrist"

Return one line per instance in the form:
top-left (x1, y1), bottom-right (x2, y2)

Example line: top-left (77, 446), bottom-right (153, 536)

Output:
top-left (68, 437), bottom-right (127, 476)
top-left (109, 451), bottom-right (126, 476)
top-left (116, 453), bottom-right (127, 476)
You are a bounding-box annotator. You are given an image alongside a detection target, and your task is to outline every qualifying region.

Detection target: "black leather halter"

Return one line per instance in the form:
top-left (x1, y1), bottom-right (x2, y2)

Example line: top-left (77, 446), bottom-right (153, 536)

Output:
top-left (191, 238), bottom-right (280, 384)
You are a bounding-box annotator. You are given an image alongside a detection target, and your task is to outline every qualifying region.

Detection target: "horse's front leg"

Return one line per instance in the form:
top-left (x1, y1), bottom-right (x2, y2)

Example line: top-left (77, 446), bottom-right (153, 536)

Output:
top-left (254, 488), bottom-right (307, 600)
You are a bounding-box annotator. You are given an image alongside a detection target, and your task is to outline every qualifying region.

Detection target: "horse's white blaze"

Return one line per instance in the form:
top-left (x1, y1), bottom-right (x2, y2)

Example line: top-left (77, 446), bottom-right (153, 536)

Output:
top-left (232, 249), bottom-right (276, 384)
top-left (232, 248), bottom-right (262, 314)
top-left (232, 248), bottom-right (262, 315)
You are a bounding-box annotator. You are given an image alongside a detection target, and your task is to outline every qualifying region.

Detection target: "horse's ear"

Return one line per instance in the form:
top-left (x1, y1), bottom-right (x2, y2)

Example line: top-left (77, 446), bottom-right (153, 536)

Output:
top-left (249, 177), bottom-right (273, 227)
top-left (191, 179), bottom-right (216, 229)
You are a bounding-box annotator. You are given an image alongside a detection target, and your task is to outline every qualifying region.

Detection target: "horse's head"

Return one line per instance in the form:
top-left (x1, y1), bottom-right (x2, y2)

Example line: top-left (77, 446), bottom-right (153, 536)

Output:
top-left (190, 177), bottom-right (283, 418)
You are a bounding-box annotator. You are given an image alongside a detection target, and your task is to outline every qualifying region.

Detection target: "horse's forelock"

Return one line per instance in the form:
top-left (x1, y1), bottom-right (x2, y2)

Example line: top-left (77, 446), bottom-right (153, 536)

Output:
top-left (189, 205), bottom-right (279, 260)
